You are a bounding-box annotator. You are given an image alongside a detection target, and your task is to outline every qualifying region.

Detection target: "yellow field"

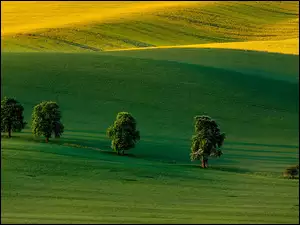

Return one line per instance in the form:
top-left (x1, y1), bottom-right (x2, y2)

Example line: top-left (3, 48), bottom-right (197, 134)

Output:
top-left (1, 1), bottom-right (204, 36)
top-left (107, 38), bottom-right (299, 55)
top-left (1, 1), bottom-right (298, 54)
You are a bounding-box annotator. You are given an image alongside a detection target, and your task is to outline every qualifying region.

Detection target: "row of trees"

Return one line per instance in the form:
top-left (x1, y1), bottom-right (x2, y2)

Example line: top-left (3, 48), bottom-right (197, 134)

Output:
top-left (1, 96), bottom-right (225, 168)
top-left (1, 97), bottom-right (64, 142)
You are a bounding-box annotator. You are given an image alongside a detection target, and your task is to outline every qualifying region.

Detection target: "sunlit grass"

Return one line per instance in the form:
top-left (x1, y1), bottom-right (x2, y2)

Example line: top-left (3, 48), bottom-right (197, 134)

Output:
top-left (106, 38), bottom-right (299, 55)
top-left (1, 1), bottom-right (202, 36)
top-left (1, 1), bottom-right (298, 52)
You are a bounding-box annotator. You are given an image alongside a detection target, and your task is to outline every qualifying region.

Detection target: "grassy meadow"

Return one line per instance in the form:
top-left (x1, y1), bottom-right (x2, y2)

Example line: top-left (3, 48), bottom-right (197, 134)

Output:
top-left (1, 1), bottom-right (299, 224)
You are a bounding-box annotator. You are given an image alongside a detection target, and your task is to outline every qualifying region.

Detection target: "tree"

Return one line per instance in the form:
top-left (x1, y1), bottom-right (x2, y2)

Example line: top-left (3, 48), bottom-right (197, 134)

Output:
top-left (190, 115), bottom-right (225, 168)
top-left (32, 101), bottom-right (64, 142)
top-left (107, 112), bottom-right (140, 155)
top-left (1, 97), bottom-right (26, 138)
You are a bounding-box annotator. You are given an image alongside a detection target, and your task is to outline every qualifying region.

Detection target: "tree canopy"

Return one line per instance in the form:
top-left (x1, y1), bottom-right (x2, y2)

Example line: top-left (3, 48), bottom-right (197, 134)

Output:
top-left (107, 112), bottom-right (140, 155)
top-left (32, 101), bottom-right (64, 142)
top-left (190, 115), bottom-right (225, 168)
top-left (1, 97), bottom-right (26, 137)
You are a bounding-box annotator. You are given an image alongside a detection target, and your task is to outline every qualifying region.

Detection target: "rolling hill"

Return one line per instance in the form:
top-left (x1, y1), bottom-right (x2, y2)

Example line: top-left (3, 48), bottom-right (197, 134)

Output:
top-left (1, 1), bottom-right (299, 224)
top-left (1, 52), bottom-right (298, 166)
top-left (1, 1), bottom-right (299, 52)
top-left (102, 46), bottom-right (299, 82)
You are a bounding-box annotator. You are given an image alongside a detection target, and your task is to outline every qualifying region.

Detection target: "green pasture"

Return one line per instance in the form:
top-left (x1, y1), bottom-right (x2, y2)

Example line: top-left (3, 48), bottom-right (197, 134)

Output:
top-left (1, 135), bottom-right (299, 224)
top-left (1, 1), bottom-right (299, 223)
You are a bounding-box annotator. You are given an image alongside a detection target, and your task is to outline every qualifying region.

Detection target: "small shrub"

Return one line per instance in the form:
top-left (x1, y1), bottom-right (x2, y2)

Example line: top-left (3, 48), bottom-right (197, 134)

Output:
top-left (283, 165), bottom-right (299, 179)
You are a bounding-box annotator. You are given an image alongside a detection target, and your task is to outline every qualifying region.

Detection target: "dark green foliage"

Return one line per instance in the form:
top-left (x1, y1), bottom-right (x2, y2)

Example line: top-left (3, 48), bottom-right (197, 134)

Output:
top-left (1, 97), bottom-right (26, 137)
top-left (283, 164), bottom-right (299, 179)
top-left (32, 101), bottom-right (64, 142)
top-left (190, 115), bottom-right (225, 168)
top-left (107, 112), bottom-right (140, 155)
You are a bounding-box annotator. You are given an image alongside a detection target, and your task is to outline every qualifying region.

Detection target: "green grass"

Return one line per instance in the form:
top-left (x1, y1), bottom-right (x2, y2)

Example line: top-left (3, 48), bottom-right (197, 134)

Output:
top-left (1, 1), bottom-right (299, 223)
top-left (102, 47), bottom-right (299, 82)
top-left (1, 49), bottom-right (299, 223)
top-left (2, 136), bottom-right (299, 224)
top-left (1, 52), bottom-right (298, 144)
top-left (2, 1), bottom-right (299, 52)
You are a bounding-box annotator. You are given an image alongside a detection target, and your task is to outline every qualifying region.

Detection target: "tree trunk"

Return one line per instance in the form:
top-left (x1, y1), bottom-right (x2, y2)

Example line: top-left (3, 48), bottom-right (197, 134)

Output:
top-left (204, 159), bottom-right (208, 168)
top-left (121, 150), bottom-right (124, 155)
top-left (8, 124), bottom-right (12, 138)
top-left (201, 156), bottom-right (208, 168)
top-left (45, 137), bottom-right (49, 143)
top-left (201, 159), bottom-right (205, 168)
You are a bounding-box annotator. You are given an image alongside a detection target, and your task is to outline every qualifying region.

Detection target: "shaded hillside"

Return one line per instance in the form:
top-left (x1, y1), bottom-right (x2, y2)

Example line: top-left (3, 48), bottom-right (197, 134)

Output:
top-left (2, 52), bottom-right (298, 146)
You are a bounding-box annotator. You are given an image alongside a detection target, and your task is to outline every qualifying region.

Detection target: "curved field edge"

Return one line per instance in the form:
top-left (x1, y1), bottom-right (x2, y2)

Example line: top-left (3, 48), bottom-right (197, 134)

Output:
top-left (106, 38), bottom-right (299, 55)
top-left (101, 47), bottom-right (299, 83)
top-left (1, 1), bottom-right (299, 52)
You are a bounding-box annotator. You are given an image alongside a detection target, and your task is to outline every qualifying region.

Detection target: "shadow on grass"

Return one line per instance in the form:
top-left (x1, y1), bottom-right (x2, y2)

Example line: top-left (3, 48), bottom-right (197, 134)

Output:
top-left (210, 165), bottom-right (251, 174)
top-left (175, 163), bottom-right (251, 174)
top-left (3, 133), bottom-right (145, 160)
top-left (19, 135), bottom-right (110, 149)
top-left (4, 134), bottom-right (293, 179)
top-left (1, 135), bottom-right (23, 139)
top-left (1, 135), bottom-right (253, 176)
top-left (226, 141), bottom-right (298, 149)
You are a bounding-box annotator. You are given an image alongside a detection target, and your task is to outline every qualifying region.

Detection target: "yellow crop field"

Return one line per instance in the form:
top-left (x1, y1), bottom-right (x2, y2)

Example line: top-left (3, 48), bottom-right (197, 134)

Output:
top-left (1, 1), bottom-right (203, 36)
top-left (107, 38), bottom-right (299, 55)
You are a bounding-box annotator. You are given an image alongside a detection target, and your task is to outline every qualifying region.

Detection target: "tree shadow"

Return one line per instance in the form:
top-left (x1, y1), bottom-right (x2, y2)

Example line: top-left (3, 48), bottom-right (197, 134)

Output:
top-left (176, 163), bottom-right (251, 174)
top-left (226, 141), bottom-right (298, 149)
top-left (1, 134), bottom-right (23, 139)
top-left (6, 133), bottom-right (111, 152)
top-left (210, 165), bottom-right (251, 174)
top-left (2, 133), bottom-right (144, 161)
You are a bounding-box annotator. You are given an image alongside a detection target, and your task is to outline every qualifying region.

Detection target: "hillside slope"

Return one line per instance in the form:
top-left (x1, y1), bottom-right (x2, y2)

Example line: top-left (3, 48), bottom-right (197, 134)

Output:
top-left (1, 2), bottom-right (299, 223)
top-left (2, 52), bottom-right (299, 223)
top-left (107, 38), bottom-right (299, 55)
top-left (1, 1), bottom-right (201, 36)
top-left (102, 46), bottom-right (299, 83)
top-left (1, 1), bottom-right (299, 52)
top-left (2, 52), bottom-right (298, 147)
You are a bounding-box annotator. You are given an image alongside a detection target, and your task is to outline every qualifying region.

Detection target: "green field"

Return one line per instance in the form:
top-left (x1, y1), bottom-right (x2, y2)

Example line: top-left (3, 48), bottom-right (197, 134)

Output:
top-left (1, 1), bottom-right (299, 224)
top-left (2, 137), bottom-right (299, 224)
